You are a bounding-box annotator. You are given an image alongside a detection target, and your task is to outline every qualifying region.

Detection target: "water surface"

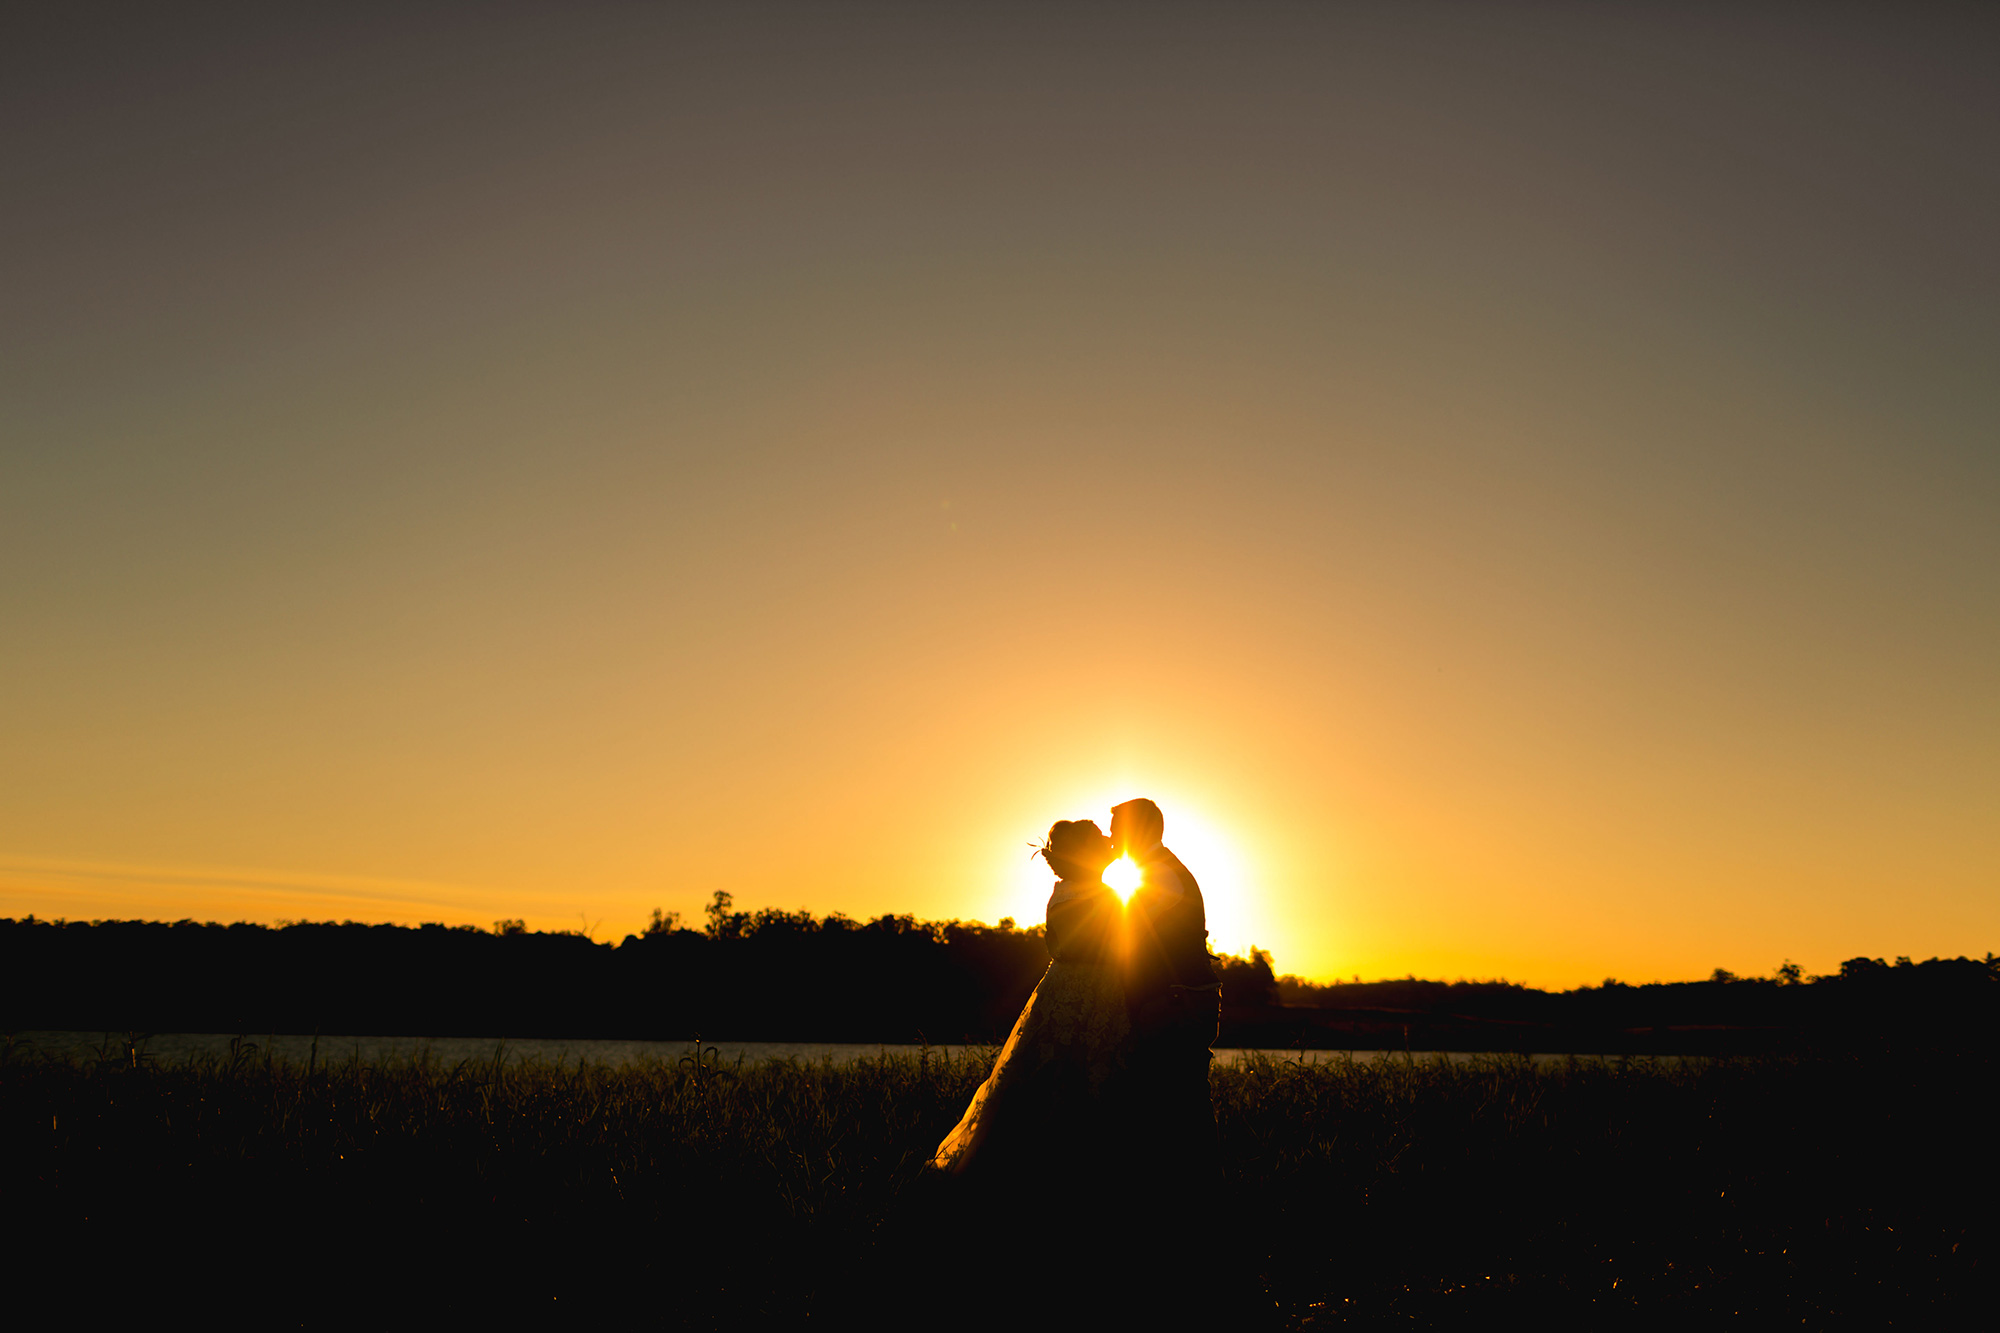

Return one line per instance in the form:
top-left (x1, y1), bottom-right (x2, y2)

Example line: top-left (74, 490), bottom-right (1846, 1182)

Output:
top-left (8, 1030), bottom-right (1594, 1067)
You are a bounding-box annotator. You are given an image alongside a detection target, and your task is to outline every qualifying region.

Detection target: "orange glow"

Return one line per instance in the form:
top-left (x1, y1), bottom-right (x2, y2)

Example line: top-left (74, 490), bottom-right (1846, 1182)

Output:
top-left (1104, 856), bottom-right (1141, 902)
top-left (1, 9), bottom-right (1993, 990)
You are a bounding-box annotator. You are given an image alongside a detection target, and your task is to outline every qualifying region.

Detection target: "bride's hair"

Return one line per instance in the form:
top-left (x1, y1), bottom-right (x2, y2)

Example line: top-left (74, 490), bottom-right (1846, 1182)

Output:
top-left (1038, 819), bottom-right (1106, 881)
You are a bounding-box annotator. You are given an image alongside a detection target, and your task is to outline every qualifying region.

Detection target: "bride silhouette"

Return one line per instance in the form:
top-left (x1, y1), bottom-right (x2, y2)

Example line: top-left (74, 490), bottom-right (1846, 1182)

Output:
top-left (915, 811), bottom-right (1240, 1327)
top-left (929, 818), bottom-right (1130, 1182)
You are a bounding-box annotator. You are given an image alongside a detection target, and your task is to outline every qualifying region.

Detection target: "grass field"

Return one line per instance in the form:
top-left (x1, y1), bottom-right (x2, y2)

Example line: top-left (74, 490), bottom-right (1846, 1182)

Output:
top-left (3, 1036), bottom-right (1988, 1325)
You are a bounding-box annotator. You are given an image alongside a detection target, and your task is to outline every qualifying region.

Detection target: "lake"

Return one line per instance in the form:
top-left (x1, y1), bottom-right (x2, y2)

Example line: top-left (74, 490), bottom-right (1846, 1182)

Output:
top-left (6, 1030), bottom-right (1585, 1067)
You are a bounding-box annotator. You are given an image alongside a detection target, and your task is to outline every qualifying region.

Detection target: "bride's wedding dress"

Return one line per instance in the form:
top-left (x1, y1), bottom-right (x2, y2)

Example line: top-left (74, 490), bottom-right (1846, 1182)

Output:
top-left (930, 876), bottom-right (1130, 1177)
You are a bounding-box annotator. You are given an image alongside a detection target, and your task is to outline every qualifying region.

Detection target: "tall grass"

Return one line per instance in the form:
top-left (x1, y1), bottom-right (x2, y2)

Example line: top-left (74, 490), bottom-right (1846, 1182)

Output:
top-left (1216, 1049), bottom-right (1990, 1324)
top-left (3, 1038), bottom-right (1988, 1325)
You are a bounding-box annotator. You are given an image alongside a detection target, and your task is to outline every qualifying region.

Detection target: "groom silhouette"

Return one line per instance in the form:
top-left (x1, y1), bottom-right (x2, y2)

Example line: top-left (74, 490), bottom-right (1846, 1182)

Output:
top-left (1111, 797), bottom-right (1223, 1200)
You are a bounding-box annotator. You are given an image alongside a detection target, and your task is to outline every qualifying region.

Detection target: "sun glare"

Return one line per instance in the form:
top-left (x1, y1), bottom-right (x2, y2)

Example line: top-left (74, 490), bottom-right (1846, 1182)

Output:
top-left (1004, 790), bottom-right (1260, 958)
top-left (1104, 855), bottom-right (1142, 902)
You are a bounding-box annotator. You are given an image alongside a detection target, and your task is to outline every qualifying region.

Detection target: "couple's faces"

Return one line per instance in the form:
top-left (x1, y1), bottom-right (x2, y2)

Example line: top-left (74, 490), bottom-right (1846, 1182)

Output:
top-left (1074, 823), bottom-right (1115, 872)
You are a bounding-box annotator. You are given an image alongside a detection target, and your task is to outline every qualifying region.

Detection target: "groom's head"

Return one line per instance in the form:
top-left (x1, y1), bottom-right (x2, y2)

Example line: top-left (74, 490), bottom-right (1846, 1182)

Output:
top-left (1110, 798), bottom-right (1164, 855)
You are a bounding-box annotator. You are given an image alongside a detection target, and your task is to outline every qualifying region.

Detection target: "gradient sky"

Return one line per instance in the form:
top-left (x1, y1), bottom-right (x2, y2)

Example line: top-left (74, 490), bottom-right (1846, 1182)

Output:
top-left (3, 4), bottom-right (1994, 986)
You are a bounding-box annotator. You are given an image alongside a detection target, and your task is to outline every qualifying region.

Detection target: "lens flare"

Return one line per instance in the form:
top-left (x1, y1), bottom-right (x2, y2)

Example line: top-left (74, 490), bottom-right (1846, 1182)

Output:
top-left (1104, 855), bottom-right (1142, 902)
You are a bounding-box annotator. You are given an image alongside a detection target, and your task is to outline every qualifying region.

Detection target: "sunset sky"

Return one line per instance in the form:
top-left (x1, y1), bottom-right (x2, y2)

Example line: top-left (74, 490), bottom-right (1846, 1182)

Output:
top-left (3, 5), bottom-right (1994, 987)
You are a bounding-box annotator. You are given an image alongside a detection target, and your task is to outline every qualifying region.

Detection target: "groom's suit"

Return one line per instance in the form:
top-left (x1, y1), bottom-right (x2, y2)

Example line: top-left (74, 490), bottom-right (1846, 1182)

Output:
top-left (1124, 843), bottom-right (1223, 1202)
top-left (1126, 845), bottom-right (1218, 1007)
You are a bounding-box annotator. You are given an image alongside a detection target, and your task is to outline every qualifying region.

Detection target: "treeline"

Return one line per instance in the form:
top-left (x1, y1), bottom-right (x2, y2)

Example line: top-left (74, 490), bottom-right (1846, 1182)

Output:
top-left (3, 897), bottom-right (1994, 1050)
top-left (1246, 952), bottom-right (2000, 1052)
top-left (1, 902), bottom-right (1048, 1043)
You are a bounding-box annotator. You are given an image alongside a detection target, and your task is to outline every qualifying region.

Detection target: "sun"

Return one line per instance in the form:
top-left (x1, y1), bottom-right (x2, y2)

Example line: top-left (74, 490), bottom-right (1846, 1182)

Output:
top-left (1002, 790), bottom-right (1259, 956)
top-left (1104, 855), bottom-right (1142, 902)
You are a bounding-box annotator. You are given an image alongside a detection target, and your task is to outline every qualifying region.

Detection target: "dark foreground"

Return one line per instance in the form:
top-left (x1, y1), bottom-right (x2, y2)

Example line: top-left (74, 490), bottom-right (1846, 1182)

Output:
top-left (3, 1039), bottom-right (1990, 1327)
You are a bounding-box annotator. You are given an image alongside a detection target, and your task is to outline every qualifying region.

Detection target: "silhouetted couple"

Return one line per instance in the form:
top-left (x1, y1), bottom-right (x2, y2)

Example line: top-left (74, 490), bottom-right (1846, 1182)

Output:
top-left (927, 798), bottom-right (1224, 1318)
